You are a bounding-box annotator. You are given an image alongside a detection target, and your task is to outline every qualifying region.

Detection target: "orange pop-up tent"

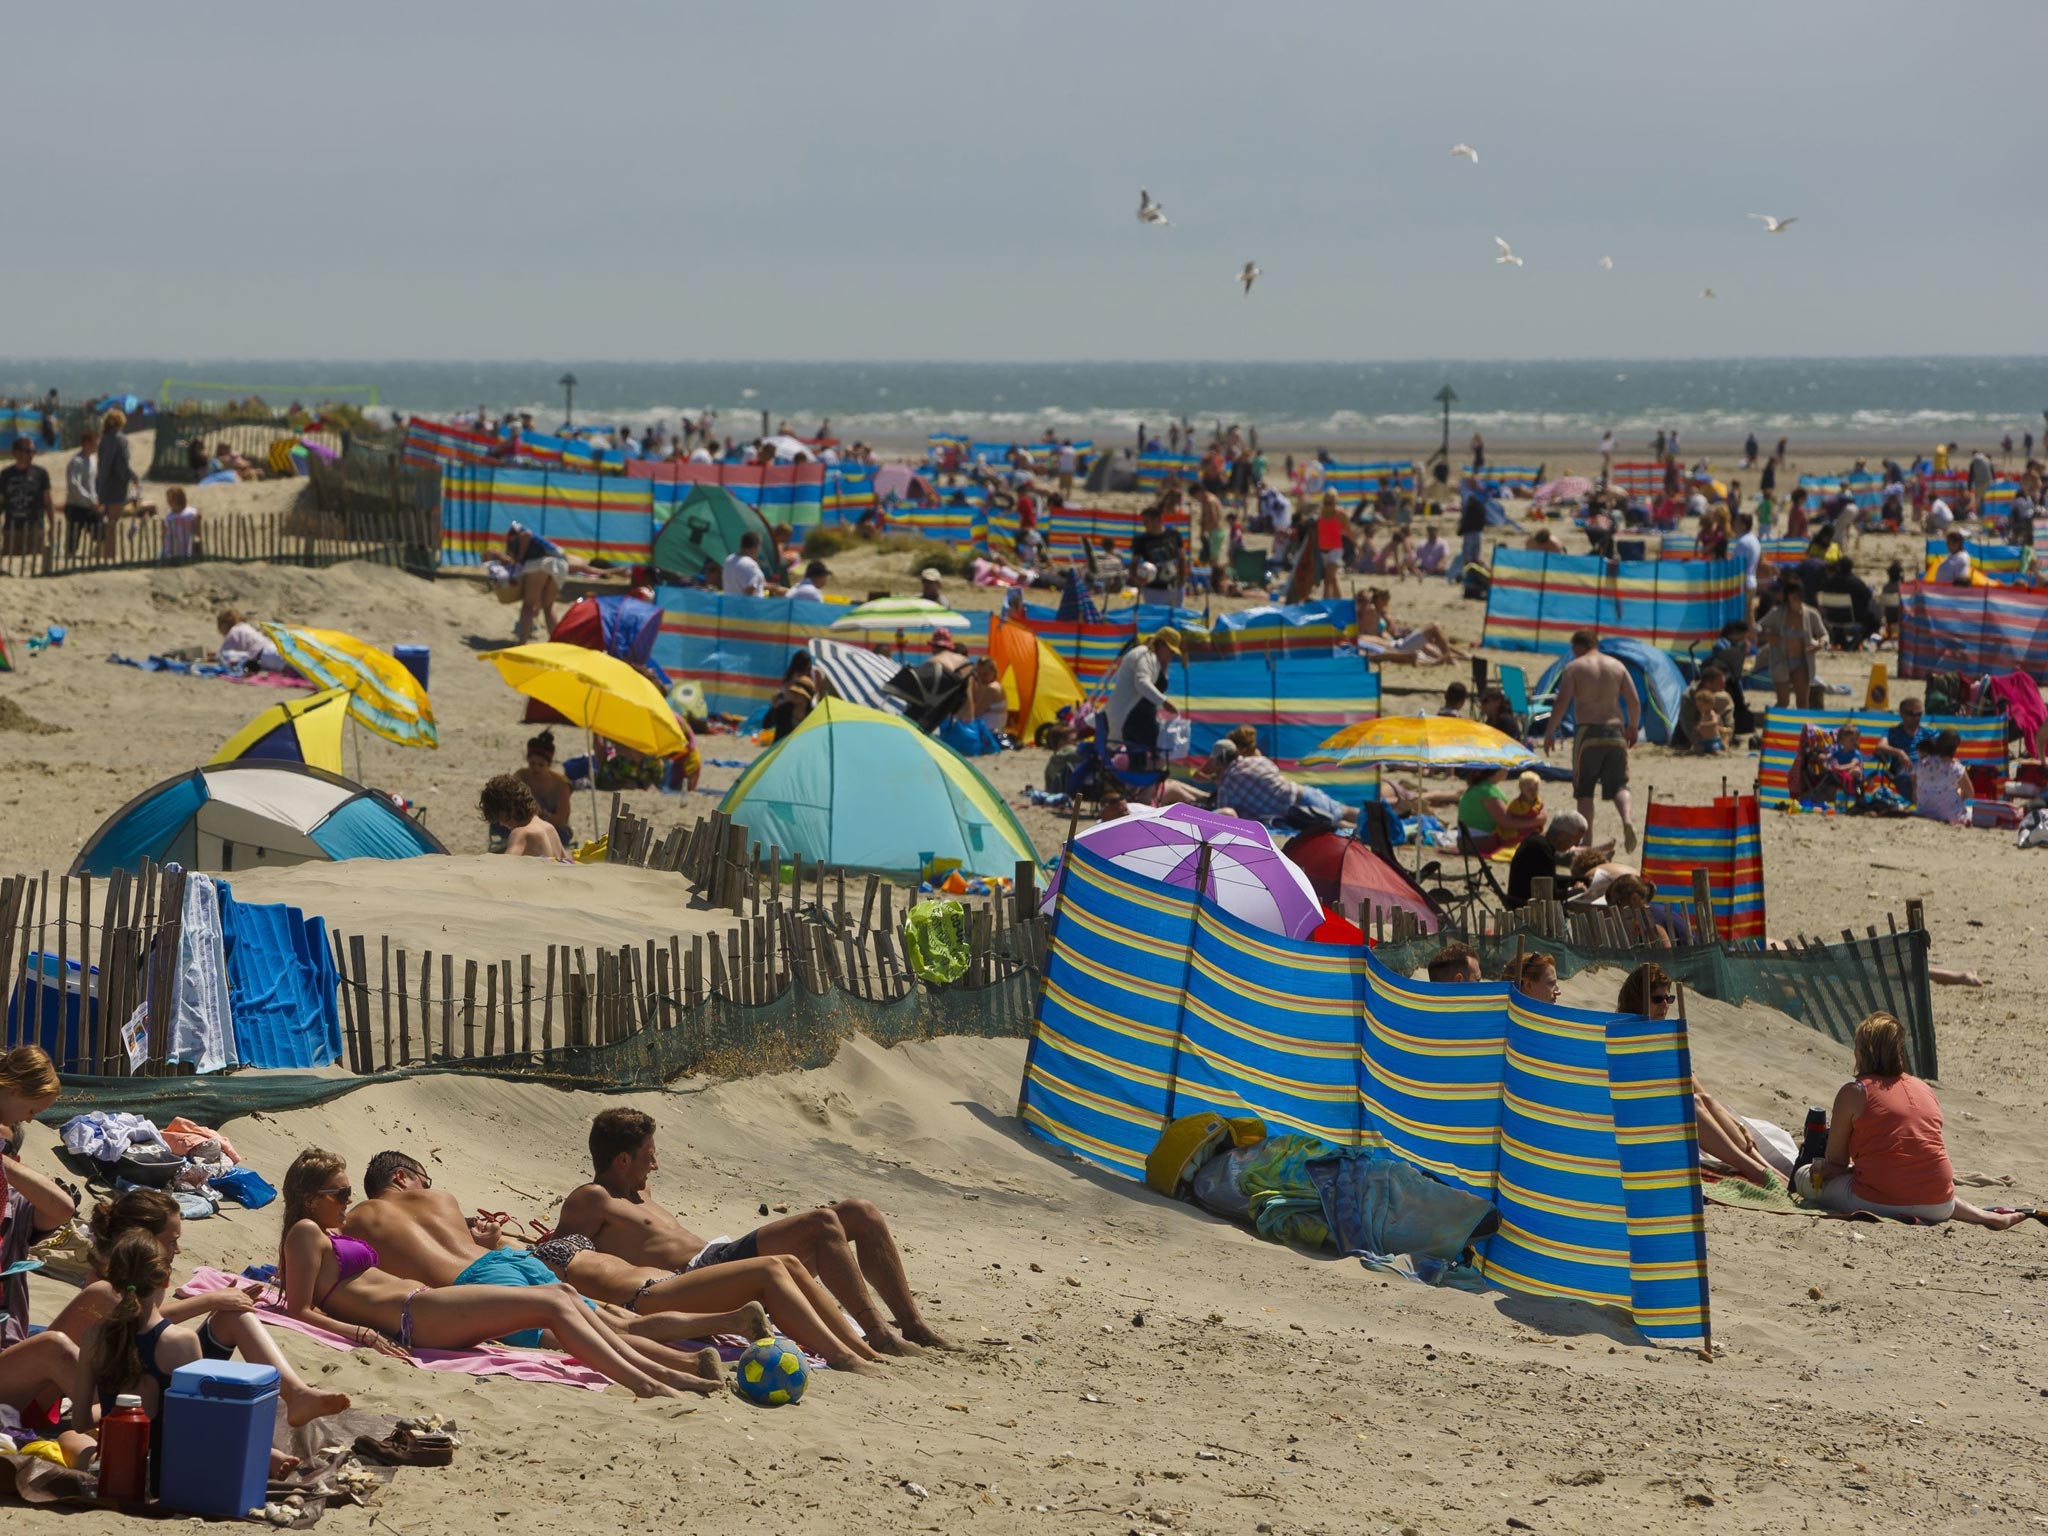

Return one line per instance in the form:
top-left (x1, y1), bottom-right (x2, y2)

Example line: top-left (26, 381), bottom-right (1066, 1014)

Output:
top-left (989, 614), bottom-right (1085, 743)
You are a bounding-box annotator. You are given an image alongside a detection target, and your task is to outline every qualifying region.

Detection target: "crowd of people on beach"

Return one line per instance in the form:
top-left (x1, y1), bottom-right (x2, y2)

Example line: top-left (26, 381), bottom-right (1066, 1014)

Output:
top-left (1, 1046), bottom-right (959, 1475)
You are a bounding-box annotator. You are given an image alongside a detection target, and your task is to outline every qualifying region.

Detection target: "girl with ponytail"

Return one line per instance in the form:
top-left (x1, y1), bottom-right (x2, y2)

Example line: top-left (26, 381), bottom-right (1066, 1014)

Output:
top-left (64, 1230), bottom-right (304, 1481)
top-left (46, 1188), bottom-right (347, 1427)
top-left (61, 1227), bottom-right (178, 1476)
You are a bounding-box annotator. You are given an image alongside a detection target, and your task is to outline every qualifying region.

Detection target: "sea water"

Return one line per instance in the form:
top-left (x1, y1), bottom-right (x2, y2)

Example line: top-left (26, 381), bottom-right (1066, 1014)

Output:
top-left (3, 356), bottom-right (2044, 447)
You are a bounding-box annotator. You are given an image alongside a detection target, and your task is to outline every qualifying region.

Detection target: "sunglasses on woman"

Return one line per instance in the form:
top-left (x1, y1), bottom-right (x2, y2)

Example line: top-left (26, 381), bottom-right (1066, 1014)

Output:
top-left (1650, 991), bottom-right (1677, 1006)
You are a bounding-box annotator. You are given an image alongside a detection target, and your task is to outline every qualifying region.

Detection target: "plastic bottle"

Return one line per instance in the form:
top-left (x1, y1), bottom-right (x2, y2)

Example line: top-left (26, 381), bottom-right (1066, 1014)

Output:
top-left (1795, 1107), bottom-right (1829, 1173)
top-left (97, 1393), bottom-right (150, 1503)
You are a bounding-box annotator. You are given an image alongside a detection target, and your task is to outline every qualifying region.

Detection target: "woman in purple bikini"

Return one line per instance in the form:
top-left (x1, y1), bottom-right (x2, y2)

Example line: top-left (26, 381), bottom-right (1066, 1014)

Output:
top-left (275, 1149), bottom-right (713, 1399)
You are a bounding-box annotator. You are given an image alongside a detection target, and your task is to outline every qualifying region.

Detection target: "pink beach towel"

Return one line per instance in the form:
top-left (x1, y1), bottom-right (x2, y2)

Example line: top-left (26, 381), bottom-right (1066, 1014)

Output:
top-left (179, 1267), bottom-right (609, 1390)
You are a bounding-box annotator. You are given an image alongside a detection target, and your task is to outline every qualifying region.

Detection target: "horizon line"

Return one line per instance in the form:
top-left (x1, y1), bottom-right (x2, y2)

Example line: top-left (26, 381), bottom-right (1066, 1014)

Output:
top-left (3, 352), bottom-right (2048, 369)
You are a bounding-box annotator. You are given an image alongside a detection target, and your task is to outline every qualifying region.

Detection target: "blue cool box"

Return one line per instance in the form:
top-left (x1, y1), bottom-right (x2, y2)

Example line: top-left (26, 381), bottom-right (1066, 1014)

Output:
top-left (159, 1360), bottom-right (279, 1518)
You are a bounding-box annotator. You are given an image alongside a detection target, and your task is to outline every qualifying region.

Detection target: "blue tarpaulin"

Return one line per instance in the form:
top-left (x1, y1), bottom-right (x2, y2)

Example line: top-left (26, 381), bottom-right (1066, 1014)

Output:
top-left (217, 884), bottom-right (343, 1069)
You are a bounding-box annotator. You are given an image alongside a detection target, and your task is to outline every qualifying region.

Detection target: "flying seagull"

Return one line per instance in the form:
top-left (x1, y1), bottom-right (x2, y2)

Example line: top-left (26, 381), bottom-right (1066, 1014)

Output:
top-left (1450, 143), bottom-right (1479, 164)
top-left (1493, 236), bottom-right (1522, 267)
top-left (1598, 255), bottom-right (1614, 270)
top-left (1748, 213), bottom-right (1798, 233)
top-left (1238, 261), bottom-right (1260, 295)
top-left (1702, 288), bottom-right (1717, 300)
top-left (1137, 189), bottom-right (1169, 225)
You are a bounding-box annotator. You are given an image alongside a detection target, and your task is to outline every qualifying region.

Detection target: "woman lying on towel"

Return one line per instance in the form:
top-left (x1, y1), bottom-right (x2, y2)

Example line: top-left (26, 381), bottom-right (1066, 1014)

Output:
top-left (1353, 589), bottom-right (1467, 666)
top-left (45, 1188), bottom-right (349, 1427)
top-left (277, 1149), bottom-right (719, 1399)
top-left (1619, 964), bottom-right (1777, 1187)
top-left (1795, 1012), bottom-right (2035, 1229)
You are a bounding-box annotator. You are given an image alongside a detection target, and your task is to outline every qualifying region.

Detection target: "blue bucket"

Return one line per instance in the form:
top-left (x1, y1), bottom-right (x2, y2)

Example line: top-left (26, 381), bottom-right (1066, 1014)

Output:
top-left (393, 644), bottom-right (431, 690)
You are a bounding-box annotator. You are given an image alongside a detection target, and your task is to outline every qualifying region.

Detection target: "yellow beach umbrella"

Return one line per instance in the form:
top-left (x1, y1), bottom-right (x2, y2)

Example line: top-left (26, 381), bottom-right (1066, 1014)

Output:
top-left (483, 644), bottom-right (687, 836)
top-left (482, 644), bottom-right (686, 756)
top-left (209, 687), bottom-right (352, 775)
top-left (259, 625), bottom-right (438, 750)
top-left (1302, 714), bottom-right (1526, 770)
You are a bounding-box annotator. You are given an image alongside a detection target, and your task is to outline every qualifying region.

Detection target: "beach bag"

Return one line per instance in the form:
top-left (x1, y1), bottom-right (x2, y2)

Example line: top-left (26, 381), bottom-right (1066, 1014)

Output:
top-left (903, 899), bottom-right (970, 985)
top-left (105, 1144), bottom-right (185, 1188)
top-left (1924, 671), bottom-right (1966, 717)
top-left (2017, 807), bottom-right (2048, 850)
top-left (1157, 715), bottom-right (1193, 762)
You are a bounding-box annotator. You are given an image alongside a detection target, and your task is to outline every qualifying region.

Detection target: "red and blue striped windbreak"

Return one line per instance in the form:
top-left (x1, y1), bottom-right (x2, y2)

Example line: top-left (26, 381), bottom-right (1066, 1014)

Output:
top-left (1483, 549), bottom-right (1746, 655)
top-left (1611, 463), bottom-right (1665, 499)
top-left (402, 416), bottom-right (498, 467)
top-left (1172, 652), bottom-right (1382, 804)
top-left (1020, 844), bottom-right (1711, 1341)
top-left (1899, 580), bottom-right (2048, 682)
top-left (1640, 795), bottom-right (1766, 941)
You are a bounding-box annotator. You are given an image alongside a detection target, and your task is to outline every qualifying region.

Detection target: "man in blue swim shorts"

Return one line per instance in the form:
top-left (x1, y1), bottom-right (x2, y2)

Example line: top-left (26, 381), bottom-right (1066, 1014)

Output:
top-left (343, 1150), bottom-right (743, 1362)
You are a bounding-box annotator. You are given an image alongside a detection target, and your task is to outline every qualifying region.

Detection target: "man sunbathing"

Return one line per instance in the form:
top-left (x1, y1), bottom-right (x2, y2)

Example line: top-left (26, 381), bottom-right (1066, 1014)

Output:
top-left (344, 1150), bottom-right (747, 1390)
top-left (556, 1109), bottom-right (955, 1357)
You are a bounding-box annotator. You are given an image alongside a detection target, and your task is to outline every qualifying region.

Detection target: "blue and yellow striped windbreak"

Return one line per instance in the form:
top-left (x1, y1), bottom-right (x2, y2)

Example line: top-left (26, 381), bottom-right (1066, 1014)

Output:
top-left (1483, 548), bottom-right (1746, 655)
top-left (1020, 843), bottom-right (1710, 1340)
top-left (259, 627), bottom-right (438, 750)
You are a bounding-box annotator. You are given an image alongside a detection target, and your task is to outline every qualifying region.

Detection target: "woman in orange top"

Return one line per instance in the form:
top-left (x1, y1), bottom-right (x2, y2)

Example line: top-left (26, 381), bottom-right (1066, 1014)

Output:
top-left (1796, 1012), bottom-right (2031, 1228)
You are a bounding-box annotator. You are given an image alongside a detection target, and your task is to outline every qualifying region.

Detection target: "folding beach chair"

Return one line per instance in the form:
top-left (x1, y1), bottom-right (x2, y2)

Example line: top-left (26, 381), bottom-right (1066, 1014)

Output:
top-left (1357, 801), bottom-right (1459, 925)
top-left (1815, 590), bottom-right (1863, 650)
top-left (1497, 664), bottom-right (1532, 737)
top-left (1064, 712), bottom-right (1169, 812)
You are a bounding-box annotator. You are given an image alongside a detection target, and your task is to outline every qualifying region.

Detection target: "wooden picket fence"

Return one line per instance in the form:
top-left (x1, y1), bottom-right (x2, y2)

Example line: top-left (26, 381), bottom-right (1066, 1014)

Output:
top-left (0, 505), bottom-right (437, 580)
top-left (0, 863), bottom-right (190, 1076)
top-left (319, 804), bottom-right (1047, 1078)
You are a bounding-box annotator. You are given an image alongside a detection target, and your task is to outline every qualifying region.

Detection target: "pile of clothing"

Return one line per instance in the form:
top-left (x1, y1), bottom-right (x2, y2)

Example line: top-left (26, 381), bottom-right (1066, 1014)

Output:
top-left (59, 1112), bottom-right (274, 1219)
top-left (1146, 1112), bottom-right (1500, 1288)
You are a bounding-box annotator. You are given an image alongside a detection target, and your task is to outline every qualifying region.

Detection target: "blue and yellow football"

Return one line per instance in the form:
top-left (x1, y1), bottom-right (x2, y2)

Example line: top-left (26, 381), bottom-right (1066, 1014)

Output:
top-left (734, 1335), bottom-right (808, 1406)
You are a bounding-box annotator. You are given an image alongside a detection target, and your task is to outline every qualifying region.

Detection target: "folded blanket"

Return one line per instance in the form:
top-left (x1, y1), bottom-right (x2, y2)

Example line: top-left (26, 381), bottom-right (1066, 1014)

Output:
top-left (180, 1267), bottom-right (609, 1390)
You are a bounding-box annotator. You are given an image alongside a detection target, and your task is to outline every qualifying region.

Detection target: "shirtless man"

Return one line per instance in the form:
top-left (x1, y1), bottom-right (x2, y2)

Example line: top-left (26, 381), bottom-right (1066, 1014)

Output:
top-left (557, 1109), bottom-right (954, 1358)
top-left (479, 775), bottom-right (570, 860)
top-left (344, 1150), bottom-right (739, 1392)
top-left (1542, 629), bottom-right (1642, 852)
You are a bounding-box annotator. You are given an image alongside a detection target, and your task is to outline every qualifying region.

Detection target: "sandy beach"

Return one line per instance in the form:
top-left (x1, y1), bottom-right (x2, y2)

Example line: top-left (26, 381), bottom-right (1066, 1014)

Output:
top-left (6, 442), bottom-right (2048, 1534)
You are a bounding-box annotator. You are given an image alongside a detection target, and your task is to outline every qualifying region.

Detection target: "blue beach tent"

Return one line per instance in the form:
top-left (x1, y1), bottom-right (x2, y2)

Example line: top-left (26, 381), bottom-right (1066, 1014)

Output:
top-left (72, 762), bottom-right (445, 877)
top-left (1532, 636), bottom-right (1688, 746)
top-left (718, 698), bottom-right (1038, 879)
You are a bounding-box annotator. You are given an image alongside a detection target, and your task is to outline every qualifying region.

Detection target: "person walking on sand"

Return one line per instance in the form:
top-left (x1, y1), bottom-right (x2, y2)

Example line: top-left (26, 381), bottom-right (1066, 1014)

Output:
top-left (556, 1108), bottom-right (957, 1358)
top-left (1543, 629), bottom-right (1641, 851)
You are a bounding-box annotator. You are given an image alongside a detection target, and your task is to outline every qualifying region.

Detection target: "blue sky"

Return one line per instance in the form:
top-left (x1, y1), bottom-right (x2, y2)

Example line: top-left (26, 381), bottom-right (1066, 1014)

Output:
top-left (18, 0), bottom-right (2045, 361)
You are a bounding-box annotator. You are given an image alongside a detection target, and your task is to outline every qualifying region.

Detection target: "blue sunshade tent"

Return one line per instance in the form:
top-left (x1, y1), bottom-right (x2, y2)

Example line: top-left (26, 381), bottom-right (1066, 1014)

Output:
top-left (1532, 636), bottom-right (1687, 746)
top-left (718, 698), bottom-right (1037, 878)
top-left (73, 762), bottom-right (445, 877)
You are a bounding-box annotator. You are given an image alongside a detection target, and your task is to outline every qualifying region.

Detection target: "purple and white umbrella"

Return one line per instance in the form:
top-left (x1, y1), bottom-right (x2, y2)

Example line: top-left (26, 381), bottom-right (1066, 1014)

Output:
top-left (1040, 804), bottom-right (1324, 939)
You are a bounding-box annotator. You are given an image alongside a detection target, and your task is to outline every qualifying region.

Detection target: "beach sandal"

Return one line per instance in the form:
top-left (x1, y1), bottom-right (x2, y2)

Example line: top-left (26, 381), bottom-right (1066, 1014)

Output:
top-left (352, 1427), bottom-right (458, 1468)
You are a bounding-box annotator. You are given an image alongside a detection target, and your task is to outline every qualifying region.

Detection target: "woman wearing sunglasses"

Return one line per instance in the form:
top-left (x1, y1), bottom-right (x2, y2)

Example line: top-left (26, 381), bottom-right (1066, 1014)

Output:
top-left (1617, 963), bottom-right (1777, 1187)
top-left (276, 1149), bottom-right (718, 1398)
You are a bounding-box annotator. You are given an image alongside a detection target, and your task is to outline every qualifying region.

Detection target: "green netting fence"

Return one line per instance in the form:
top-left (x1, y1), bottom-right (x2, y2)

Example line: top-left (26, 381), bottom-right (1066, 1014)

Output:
top-left (1370, 923), bottom-right (1938, 1078)
top-left (40, 968), bottom-right (1039, 1128)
